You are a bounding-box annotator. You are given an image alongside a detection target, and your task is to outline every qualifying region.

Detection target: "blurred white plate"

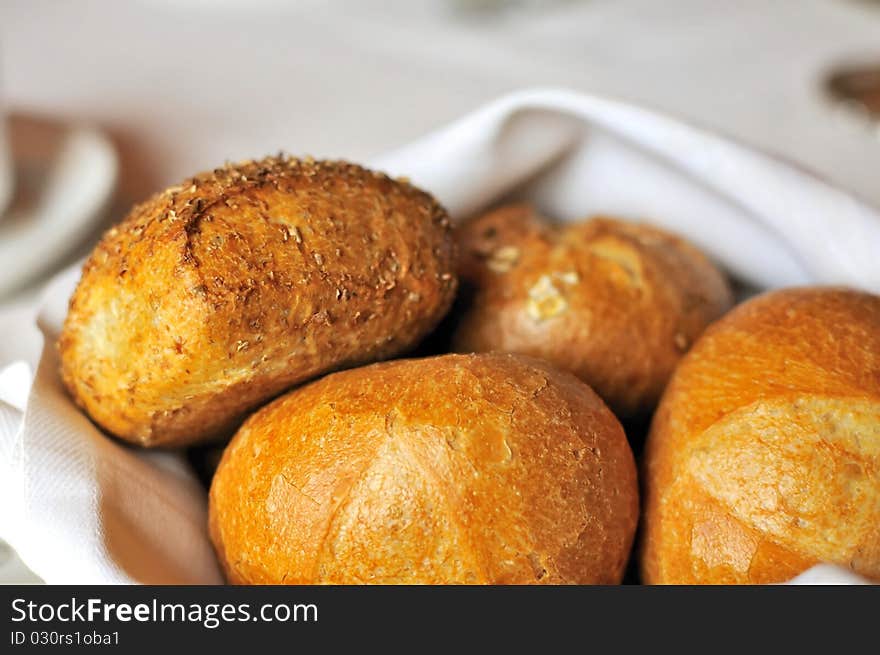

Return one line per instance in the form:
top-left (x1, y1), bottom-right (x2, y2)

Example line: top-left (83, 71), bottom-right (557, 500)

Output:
top-left (0, 114), bottom-right (117, 298)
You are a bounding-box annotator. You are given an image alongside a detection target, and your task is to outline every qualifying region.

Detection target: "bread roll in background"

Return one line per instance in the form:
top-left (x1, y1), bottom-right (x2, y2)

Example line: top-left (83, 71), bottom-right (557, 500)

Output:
top-left (209, 353), bottom-right (639, 584)
top-left (59, 156), bottom-right (457, 447)
top-left (642, 287), bottom-right (880, 584)
top-left (452, 205), bottom-right (732, 418)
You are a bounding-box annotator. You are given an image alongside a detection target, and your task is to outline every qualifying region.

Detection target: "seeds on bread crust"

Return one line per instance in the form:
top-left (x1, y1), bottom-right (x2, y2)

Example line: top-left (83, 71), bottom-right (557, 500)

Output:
top-left (60, 156), bottom-right (457, 447)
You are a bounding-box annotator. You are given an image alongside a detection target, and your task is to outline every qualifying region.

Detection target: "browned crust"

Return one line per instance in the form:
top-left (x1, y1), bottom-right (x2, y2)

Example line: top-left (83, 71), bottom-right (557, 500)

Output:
top-left (452, 205), bottom-right (733, 417)
top-left (59, 156), bottom-right (457, 447)
top-left (209, 352), bottom-right (639, 585)
top-left (641, 287), bottom-right (880, 583)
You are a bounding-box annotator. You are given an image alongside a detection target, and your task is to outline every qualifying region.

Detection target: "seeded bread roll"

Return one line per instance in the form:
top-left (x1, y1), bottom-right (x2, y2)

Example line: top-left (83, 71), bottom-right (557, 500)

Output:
top-left (452, 205), bottom-right (733, 418)
top-left (209, 353), bottom-right (639, 584)
top-left (59, 156), bottom-right (457, 447)
top-left (642, 288), bottom-right (880, 584)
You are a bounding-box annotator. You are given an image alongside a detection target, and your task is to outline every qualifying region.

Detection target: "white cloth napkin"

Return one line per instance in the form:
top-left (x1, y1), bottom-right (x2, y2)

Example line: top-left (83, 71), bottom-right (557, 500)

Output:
top-left (1, 88), bottom-right (877, 584)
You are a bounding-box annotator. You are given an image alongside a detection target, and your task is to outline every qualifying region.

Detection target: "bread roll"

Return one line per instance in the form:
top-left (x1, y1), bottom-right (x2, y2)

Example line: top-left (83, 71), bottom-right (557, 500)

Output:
top-left (452, 205), bottom-right (733, 417)
top-left (642, 287), bottom-right (880, 584)
top-left (209, 353), bottom-right (639, 584)
top-left (60, 156), bottom-right (457, 447)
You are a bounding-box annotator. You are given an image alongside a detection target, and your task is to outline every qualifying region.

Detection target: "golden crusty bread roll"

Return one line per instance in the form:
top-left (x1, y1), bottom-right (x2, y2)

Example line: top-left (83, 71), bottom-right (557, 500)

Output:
top-left (60, 156), bottom-right (457, 447)
top-left (452, 205), bottom-right (733, 417)
top-left (641, 287), bottom-right (880, 584)
top-left (209, 353), bottom-right (639, 584)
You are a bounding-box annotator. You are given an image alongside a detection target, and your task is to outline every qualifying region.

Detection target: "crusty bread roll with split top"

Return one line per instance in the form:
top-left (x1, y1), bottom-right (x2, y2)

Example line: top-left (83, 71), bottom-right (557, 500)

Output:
top-left (209, 353), bottom-right (639, 585)
top-left (453, 204), bottom-right (733, 418)
top-left (641, 287), bottom-right (880, 584)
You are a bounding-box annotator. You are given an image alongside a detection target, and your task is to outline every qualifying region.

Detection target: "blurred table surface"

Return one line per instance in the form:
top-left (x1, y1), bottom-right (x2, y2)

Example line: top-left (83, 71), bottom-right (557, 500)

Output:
top-left (1, 0), bottom-right (880, 293)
